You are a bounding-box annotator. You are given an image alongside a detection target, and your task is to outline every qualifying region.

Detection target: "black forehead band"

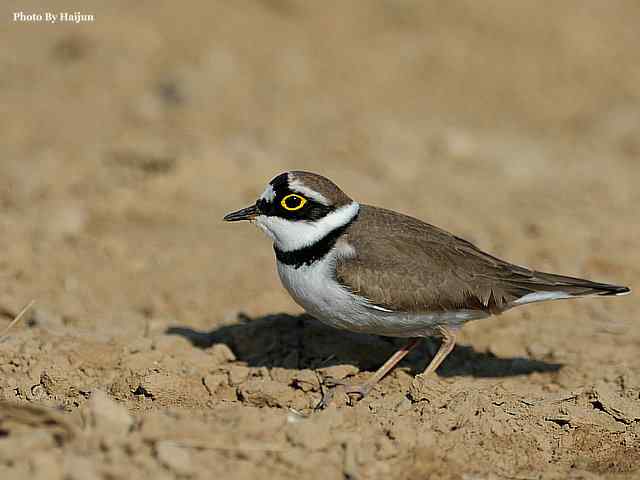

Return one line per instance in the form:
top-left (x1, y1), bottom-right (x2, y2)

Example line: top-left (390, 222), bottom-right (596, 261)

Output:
top-left (258, 173), bottom-right (334, 220)
top-left (269, 173), bottom-right (290, 193)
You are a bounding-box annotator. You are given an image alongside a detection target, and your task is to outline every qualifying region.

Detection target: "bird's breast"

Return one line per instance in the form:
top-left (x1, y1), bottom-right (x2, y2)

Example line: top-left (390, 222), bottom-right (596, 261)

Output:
top-left (276, 252), bottom-right (359, 328)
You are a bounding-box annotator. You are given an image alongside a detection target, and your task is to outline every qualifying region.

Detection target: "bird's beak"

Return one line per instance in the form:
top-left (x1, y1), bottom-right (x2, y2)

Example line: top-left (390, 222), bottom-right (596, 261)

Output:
top-left (223, 204), bottom-right (258, 222)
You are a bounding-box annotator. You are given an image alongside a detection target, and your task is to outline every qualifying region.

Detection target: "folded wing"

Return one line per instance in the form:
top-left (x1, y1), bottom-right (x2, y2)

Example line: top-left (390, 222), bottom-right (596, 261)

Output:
top-left (335, 206), bottom-right (629, 315)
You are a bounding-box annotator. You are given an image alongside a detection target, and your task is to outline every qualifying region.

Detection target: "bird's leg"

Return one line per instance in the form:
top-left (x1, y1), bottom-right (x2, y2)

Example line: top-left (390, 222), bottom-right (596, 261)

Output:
top-left (357, 337), bottom-right (422, 389)
top-left (422, 326), bottom-right (456, 376)
top-left (317, 338), bottom-right (421, 408)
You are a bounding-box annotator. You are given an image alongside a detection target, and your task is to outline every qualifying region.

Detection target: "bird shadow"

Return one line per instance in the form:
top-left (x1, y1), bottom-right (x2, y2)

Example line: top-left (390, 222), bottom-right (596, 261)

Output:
top-left (166, 313), bottom-right (562, 378)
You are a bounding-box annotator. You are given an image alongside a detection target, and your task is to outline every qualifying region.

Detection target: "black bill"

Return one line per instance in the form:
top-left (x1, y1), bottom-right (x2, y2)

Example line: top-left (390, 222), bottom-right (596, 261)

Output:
top-left (223, 204), bottom-right (258, 222)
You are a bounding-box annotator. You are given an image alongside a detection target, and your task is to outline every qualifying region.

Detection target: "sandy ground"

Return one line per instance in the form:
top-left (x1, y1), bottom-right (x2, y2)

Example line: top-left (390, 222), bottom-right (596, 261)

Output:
top-left (1, 1), bottom-right (639, 479)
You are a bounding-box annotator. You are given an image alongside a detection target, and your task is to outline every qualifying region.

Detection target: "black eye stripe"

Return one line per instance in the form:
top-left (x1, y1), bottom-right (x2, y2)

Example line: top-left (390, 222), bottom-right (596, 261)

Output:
top-left (256, 183), bottom-right (334, 220)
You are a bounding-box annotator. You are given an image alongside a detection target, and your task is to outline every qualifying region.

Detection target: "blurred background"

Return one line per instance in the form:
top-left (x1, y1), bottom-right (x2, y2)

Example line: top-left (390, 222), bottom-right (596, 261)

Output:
top-left (1, 1), bottom-right (637, 332)
top-left (1, 2), bottom-right (639, 479)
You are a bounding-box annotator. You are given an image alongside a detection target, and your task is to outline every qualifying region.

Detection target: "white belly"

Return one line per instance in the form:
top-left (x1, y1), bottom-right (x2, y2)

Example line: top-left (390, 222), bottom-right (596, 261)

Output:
top-left (276, 248), bottom-right (487, 337)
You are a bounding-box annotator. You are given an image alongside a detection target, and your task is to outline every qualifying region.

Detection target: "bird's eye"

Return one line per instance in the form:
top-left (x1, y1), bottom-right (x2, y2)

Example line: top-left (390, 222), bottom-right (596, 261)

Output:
top-left (280, 194), bottom-right (307, 211)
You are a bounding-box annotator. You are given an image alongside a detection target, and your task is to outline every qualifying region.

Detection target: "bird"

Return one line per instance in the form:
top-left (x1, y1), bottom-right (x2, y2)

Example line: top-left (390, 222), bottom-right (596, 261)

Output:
top-left (223, 171), bottom-right (630, 404)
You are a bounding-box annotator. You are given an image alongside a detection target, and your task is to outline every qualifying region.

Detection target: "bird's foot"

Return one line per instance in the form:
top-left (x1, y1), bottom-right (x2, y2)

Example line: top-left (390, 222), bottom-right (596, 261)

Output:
top-left (315, 376), bottom-right (373, 410)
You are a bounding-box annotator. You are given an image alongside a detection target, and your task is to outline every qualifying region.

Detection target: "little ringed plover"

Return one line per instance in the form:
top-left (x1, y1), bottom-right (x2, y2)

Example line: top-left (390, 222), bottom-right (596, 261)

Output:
top-left (224, 171), bottom-right (630, 402)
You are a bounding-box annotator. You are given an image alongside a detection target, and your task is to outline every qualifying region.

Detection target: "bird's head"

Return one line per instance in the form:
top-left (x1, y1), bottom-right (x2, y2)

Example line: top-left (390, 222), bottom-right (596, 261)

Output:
top-left (224, 171), bottom-right (359, 251)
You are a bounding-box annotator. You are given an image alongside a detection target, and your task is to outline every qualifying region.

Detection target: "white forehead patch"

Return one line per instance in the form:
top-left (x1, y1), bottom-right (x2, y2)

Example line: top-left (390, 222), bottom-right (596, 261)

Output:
top-left (260, 184), bottom-right (276, 202)
top-left (288, 174), bottom-right (329, 205)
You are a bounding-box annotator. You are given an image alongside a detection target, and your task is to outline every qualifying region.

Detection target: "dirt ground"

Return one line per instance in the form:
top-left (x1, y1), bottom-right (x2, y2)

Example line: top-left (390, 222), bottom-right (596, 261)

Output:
top-left (1, 1), bottom-right (639, 479)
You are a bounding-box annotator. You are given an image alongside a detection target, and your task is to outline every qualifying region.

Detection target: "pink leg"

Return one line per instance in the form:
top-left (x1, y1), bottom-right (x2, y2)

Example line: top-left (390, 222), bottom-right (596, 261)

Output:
top-left (317, 338), bottom-right (421, 408)
top-left (359, 337), bottom-right (422, 388)
top-left (422, 326), bottom-right (456, 376)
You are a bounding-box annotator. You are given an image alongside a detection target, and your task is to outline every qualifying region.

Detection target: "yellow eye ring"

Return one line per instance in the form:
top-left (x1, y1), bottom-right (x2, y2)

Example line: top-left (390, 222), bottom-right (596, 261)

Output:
top-left (281, 194), bottom-right (307, 211)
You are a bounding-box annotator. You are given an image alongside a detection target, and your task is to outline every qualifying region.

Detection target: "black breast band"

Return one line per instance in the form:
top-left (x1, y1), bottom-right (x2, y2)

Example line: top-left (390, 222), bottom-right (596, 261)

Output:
top-left (274, 214), bottom-right (358, 269)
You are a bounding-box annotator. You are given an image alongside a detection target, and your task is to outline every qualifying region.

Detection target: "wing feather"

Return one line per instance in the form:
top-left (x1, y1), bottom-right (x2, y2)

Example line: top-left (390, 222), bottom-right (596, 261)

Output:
top-left (335, 205), bottom-right (627, 314)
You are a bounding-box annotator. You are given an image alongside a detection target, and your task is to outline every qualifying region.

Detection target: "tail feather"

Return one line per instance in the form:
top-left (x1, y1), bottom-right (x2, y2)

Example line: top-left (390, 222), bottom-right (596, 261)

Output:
top-left (508, 270), bottom-right (630, 307)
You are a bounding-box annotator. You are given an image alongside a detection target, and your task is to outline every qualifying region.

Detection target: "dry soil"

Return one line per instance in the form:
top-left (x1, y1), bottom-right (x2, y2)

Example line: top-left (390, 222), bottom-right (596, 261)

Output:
top-left (1, 2), bottom-right (639, 479)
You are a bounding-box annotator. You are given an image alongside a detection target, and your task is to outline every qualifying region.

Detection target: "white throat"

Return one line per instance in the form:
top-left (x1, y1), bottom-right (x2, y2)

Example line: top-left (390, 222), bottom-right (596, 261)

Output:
top-left (255, 201), bottom-right (360, 252)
